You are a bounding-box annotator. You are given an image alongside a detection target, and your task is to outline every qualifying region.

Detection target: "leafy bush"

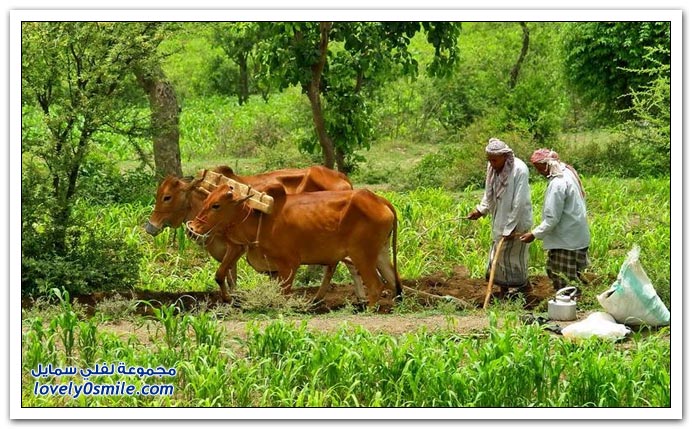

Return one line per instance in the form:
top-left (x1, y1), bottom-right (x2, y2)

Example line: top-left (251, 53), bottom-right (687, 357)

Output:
top-left (76, 154), bottom-right (156, 204)
top-left (555, 132), bottom-right (638, 178)
top-left (500, 75), bottom-right (566, 143)
top-left (21, 219), bottom-right (143, 298)
top-left (407, 144), bottom-right (485, 191)
top-left (622, 125), bottom-right (670, 177)
top-left (216, 112), bottom-right (287, 159)
top-left (562, 21), bottom-right (671, 125)
top-left (427, 72), bottom-right (483, 131)
top-left (257, 138), bottom-right (320, 172)
top-left (22, 161), bottom-right (144, 298)
top-left (620, 46), bottom-right (671, 177)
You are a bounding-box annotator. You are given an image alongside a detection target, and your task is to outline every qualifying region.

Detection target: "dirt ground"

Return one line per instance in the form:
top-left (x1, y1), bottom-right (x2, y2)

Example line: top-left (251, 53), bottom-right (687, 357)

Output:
top-left (23, 265), bottom-right (558, 316)
top-left (21, 266), bottom-right (560, 331)
top-left (21, 267), bottom-right (669, 342)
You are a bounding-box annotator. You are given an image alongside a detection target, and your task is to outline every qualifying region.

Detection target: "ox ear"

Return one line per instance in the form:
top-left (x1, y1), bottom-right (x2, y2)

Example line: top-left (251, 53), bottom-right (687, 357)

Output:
top-left (183, 177), bottom-right (203, 191)
top-left (213, 165), bottom-right (235, 178)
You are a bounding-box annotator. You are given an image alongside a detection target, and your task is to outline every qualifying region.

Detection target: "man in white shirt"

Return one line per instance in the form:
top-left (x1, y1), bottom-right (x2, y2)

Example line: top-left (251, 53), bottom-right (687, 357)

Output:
top-left (519, 148), bottom-right (590, 296)
top-left (467, 138), bottom-right (533, 296)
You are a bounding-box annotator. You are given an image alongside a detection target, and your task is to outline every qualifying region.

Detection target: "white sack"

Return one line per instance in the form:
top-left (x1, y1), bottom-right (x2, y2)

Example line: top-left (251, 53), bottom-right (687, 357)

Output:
top-left (561, 312), bottom-right (631, 340)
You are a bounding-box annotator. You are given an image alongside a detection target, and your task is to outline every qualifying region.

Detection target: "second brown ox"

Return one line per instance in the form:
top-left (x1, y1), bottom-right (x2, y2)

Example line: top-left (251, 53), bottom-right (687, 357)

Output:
top-left (187, 184), bottom-right (402, 307)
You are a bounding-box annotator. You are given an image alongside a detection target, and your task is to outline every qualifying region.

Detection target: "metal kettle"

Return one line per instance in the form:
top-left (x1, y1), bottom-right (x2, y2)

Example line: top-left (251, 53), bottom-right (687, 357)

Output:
top-left (548, 287), bottom-right (578, 321)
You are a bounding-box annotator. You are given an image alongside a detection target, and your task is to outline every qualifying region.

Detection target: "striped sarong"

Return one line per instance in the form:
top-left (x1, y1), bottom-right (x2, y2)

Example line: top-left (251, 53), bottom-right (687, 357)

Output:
top-left (546, 248), bottom-right (590, 291)
top-left (485, 238), bottom-right (530, 288)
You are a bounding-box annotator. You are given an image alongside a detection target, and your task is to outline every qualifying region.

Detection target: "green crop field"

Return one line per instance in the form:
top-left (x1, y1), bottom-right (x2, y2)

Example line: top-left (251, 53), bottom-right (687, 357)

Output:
top-left (18, 20), bottom-right (675, 413)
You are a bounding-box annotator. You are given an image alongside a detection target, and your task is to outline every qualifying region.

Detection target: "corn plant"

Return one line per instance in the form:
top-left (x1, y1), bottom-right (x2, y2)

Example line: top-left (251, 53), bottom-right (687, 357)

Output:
top-left (48, 288), bottom-right (80, 363)
top-left (187, 312), bottom-right (225, 348)
top-left (77, 319), bottom-right (98, 366)
top-left (22, 317), bottom-right (57, 371)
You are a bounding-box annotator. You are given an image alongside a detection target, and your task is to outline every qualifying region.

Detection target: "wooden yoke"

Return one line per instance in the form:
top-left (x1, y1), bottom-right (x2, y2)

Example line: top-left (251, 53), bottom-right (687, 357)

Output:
top-left (195, 169), bottom-right (275, 214)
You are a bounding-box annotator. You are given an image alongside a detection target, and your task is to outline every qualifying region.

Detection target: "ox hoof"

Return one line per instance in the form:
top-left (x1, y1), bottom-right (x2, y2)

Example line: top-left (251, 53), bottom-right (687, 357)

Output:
top-left (219, 292), bottom-right (233, 303)
top-left (352, 302), bottom-right (368, 313)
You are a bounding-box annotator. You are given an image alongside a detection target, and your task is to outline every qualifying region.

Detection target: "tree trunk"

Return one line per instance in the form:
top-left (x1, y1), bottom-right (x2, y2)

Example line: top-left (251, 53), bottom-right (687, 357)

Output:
top-left (135, 66), bottom-right (183, 178)
top-left (306, 22), bottom-right (336, 170)
top-left (49, 122), bottom-right (93, 254)
top-left (335, 148), bottom-right (350, 173)
top-left (509, 22), bottom-right (530, 89)
top-left (237, 53), bottom-right (250, 105)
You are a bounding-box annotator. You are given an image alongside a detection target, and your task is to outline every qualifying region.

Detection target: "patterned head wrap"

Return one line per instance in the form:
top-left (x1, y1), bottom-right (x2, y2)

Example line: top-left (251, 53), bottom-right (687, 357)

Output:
top-left (530, 148), bottom-right (559, 164)
top-left (486, 138), bottom-right (514, 155)
top-left (530, 148), bottom-right (585, 198)
top-left (484, 138), bottom-right (514, 202)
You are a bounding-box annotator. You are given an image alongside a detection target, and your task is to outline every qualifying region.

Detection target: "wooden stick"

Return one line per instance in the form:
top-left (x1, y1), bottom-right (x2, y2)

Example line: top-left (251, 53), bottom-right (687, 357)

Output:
top-left (402, 285), bottom-right (473, 309)
top-left (483, 236), bottom-right (506, 310)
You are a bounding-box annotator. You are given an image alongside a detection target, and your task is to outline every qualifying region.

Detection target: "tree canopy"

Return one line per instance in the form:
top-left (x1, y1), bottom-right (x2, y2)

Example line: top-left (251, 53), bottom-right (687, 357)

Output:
top-left (255, 21), bottom-right (461, 171)
top-left (22, 22), bottom-right (169, 249)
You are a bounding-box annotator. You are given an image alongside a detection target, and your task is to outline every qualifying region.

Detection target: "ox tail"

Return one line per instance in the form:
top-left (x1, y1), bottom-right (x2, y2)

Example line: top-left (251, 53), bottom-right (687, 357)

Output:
top-left (386, 200), bottom-right (403, 300)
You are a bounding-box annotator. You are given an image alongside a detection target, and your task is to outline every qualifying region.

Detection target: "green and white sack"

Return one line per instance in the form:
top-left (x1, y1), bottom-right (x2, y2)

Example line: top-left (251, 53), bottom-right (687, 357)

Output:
top-left (597, 246), bottom-right (670, 327)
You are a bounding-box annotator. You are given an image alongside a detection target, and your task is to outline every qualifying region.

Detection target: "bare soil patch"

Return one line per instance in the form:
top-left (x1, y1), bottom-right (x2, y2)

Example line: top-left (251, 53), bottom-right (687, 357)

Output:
top-left (22, 266), bottom-right (558, 317)
top-left (21, 267), bottom-right (669, 343)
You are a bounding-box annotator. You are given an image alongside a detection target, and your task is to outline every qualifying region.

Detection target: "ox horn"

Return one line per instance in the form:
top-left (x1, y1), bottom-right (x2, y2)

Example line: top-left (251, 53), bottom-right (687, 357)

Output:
top-left (233, 194), bottom-right (254, 205)
top-left (183, 177), bottom-right (203, 191)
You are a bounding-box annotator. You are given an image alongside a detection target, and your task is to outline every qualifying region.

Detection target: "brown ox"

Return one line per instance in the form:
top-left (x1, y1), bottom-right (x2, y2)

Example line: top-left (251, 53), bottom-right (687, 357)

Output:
top-left (186, 184), bottom-right (402, 308)
top-left (145, 165), bottom-right (357, 301)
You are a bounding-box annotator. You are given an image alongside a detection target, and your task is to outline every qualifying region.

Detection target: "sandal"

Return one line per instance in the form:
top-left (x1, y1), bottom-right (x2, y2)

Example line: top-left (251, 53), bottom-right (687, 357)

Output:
top-left (520, 313), bottom-right (550, 326)
top-left (543, 324), bottom-right (563, 335)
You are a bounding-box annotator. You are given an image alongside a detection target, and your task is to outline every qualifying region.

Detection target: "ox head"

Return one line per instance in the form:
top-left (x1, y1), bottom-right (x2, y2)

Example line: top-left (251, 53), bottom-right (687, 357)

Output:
top-left (185, 184), bottom-right (251, 240)
top-left (145, 176), bottom-right (201, 236)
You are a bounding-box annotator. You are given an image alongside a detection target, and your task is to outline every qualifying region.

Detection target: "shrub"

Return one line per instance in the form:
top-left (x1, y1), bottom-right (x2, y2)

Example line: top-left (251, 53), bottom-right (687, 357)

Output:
top-left (553, 129), bottom-right (668, 179)
top-left (216, 112), bottom-right (289, 158)
top-left (77, 154), bottom-right (156, 204)
top-left (257, 138), bottom-right (321, 172)
top-left (407, 144), bottom-right (485, 191)
top-left (620, 46), bottom-right (671, 177)
top-left (21, 217), bottom-right (143, 298)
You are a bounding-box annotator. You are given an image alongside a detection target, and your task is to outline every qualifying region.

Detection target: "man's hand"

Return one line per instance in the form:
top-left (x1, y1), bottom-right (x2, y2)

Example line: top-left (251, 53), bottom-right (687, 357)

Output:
top-left (466, 209), bottom-right (482, 220)
top-left (519, 232), bottom-right (535, 243)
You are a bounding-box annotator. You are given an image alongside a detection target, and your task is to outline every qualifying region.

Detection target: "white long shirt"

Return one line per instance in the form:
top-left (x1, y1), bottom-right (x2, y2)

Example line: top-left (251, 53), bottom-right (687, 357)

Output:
top-left (477, 157), bottom-right (533, 241)
top-left (532, 164), bottom-right (590, 250)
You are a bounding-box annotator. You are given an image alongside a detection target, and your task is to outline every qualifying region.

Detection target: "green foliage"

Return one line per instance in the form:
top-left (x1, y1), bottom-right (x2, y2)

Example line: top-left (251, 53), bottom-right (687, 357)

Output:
top-left (22, 317), bottom-right (671, 407)
top-left (22, 209), bottom-right (143, 297)
top-left (77, 154), bottom-right (156, 205)
top-left (563, 21), bottom-right (671, 124)
top-left (21, 22), bottom-right (169, 273)
top-left (387, 23), bottom-right (568, 149)
top-left (460, 23), bottom-right (567, 141)
top-left (619, 46), bottom-right (671, 176)
top-left (257, 22), bottom-right (461, 170)
top-left (160, 23), bottom-right (221, 100)
top-left (555, 130), bottom-right (640, 178)
top-left (177, 91), bottom-right (315, 164)
top-left (206, 23), bottom-right (269, 104)
top-left (408, 145), bottom-right (485, 191)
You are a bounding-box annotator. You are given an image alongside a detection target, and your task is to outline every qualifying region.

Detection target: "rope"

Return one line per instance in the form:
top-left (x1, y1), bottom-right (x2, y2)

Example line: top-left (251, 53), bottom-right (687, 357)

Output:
top-left (252, 212), bottom-right (263, 247)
